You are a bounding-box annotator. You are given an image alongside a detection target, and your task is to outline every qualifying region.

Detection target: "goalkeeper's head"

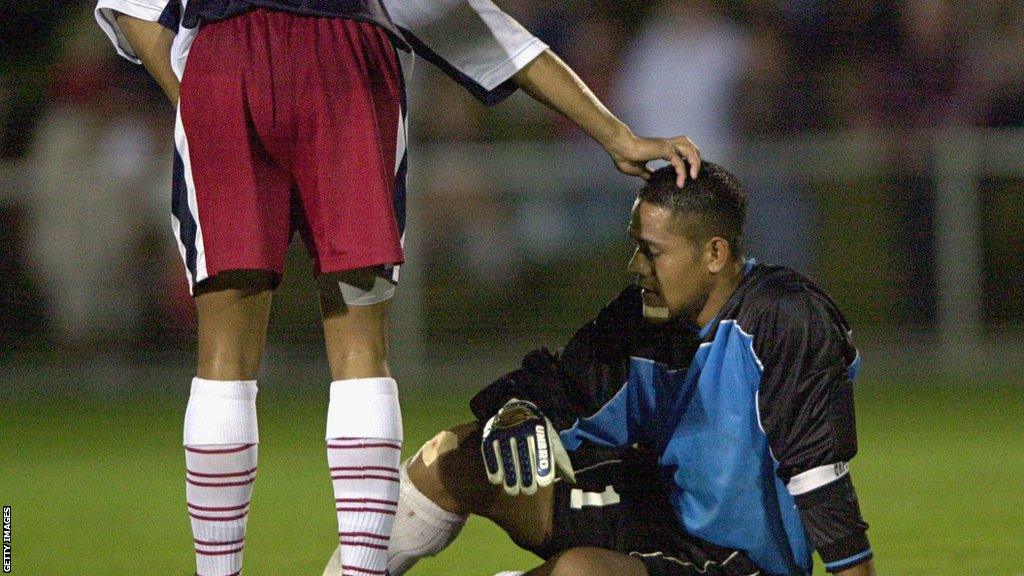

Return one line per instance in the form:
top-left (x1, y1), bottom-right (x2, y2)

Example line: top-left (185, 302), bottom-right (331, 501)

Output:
top-left (627, 162), bottom-right (748, 325)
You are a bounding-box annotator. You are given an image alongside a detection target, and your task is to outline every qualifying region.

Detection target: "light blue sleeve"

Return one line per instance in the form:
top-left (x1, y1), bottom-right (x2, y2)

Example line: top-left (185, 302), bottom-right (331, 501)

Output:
top-left (560, 357), bottom-right (669, 451)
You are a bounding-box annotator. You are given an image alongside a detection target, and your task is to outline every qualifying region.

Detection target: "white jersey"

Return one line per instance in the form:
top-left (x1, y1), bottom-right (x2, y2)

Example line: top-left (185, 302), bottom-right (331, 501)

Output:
top-left (94, 0), bottom-right (548, 104)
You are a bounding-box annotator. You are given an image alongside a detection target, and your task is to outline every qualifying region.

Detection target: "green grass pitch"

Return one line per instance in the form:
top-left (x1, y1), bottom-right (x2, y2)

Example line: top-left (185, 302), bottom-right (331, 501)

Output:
top-left (2, 365), bottom-right (1022, 575)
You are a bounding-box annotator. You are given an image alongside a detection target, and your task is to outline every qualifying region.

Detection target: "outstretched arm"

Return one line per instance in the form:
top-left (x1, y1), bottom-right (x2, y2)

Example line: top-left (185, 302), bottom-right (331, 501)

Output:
top-left (513, 49), bottom-right (700, 187)
top-left (113, 13), bottom-right (179, 105)
top-left (385, 0), bottom-right (701, 186)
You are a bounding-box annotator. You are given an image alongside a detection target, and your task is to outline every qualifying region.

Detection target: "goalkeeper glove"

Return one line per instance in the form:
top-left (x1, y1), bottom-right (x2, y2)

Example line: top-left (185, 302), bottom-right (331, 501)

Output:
top-left (481, 399), bottom-right (575, 496)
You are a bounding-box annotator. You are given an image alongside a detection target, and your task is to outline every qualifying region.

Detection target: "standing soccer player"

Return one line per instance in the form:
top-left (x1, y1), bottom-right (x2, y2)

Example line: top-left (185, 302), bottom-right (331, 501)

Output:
top-left (93, 1), bottom-right (702, 575)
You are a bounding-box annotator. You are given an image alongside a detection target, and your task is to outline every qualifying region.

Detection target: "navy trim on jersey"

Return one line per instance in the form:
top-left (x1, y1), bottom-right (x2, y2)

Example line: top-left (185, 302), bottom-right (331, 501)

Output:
top-left (158, 0), bottom-right (181, 30)
top-left (759, 455), bottom-right (804, 575)
top-left (172, 149), bottom-right (199, 287)
top-left (181, 0), bottom-right (409, 51)
top-left (398, 26), bottom-right (518, 106)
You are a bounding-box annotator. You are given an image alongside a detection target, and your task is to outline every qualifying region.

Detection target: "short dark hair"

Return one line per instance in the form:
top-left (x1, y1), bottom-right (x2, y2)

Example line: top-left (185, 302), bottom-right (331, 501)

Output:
top-left (637, 162), bottom-right (747, 258)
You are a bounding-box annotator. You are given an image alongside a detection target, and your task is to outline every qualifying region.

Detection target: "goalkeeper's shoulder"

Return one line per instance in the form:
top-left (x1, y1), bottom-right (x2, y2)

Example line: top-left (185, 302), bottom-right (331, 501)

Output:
top-left (470, 286), bottom-right (644, 427)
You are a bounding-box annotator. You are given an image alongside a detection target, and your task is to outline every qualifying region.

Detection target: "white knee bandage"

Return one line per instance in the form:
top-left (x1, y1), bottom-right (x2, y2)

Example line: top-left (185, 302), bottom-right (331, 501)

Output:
top-left (338, 274), bottom-right (396, 306)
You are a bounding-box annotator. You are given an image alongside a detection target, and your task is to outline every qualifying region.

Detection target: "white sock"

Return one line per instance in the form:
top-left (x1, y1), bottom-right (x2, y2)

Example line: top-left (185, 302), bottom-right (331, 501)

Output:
top-left (386, 460), bottom-right (468, 576)
top-left (183, 378), bottom-right (259, 576)
top-left (326, 378), bottom-right (403, 576)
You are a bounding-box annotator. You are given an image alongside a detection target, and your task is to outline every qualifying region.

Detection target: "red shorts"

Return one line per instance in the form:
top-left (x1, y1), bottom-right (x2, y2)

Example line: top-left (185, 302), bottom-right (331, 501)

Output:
top-left (172, 9), bottom-right (405, 290)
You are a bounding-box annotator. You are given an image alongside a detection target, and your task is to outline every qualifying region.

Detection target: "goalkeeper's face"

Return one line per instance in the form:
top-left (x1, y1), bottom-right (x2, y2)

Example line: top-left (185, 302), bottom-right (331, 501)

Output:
top-left (626, 199), bottom-right (714, 324)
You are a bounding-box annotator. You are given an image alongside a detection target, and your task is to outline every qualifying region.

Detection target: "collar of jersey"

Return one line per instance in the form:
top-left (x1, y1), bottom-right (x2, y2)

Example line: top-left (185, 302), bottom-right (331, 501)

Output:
top-left (696, 257), bottom-right (757, 340)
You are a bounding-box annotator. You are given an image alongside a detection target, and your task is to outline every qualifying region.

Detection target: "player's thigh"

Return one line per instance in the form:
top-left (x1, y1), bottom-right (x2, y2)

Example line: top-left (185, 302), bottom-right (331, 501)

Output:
top-left (527, 547), bottom-right (648, 576)
top-left (318, 267), bottom-right (396, 379)
top-left (194, 270), bottom-right (276, 381)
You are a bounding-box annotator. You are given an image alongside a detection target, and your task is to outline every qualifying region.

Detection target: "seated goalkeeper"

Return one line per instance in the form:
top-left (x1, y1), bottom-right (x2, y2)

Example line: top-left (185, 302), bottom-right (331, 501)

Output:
top-left (326, 163), bottom-right (875, 576)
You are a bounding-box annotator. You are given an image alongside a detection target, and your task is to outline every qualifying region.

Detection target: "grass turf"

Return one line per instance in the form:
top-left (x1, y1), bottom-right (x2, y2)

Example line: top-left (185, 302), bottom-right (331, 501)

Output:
top-left (2, 367), bottom-right (1022, 575)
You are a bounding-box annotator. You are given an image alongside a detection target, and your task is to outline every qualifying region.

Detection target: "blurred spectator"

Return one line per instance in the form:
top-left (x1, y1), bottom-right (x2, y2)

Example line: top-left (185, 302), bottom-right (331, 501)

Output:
top-left (25, 7), bottom-right (177, 352)
top-left (0, 204), bottom-right (50, 353)
top-left (612, 0), bottom-right (750, 163)
top-left (856, 0), bottom-right (965, 128)
top-left (1, 0), bottom-right (81, 159)
top-left (960, 1), bottom-right (1024, 127)
top-left (5, 0), bottom-right (1024, 354)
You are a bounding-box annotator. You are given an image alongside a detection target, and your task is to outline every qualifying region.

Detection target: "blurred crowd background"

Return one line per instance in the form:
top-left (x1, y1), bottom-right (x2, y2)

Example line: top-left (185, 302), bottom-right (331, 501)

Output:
top-left (2, 0), bottom-right (1023, 367)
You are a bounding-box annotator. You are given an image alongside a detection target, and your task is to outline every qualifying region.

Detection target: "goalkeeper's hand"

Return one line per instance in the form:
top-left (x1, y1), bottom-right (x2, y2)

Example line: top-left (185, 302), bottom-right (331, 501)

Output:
top-left (481, 399), bottom-right (575, 496)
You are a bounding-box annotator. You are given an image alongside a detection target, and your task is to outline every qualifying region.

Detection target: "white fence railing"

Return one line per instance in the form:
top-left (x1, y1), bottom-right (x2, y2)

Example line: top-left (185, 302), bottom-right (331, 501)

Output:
top-left (395, 129), bottom-right (1024, 366)
top-left (4, 128), bottom-right (1023, 366)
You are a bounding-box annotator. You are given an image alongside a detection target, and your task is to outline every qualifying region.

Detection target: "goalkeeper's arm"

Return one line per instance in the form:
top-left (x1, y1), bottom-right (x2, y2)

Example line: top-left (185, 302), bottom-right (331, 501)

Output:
top-left (471, 287), bottom-right (648, 430)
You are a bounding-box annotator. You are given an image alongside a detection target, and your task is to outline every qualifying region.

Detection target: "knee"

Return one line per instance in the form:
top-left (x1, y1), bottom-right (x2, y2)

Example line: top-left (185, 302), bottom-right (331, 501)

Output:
top-left (407, 423), bottom-right (486, 514)
top-left (544, 548), bottom-right (632, 576)
top-left (196, 321), bottom-right (267, 380)
top-left (545, 548), bottom-right (603, 576)
top-left (320, 284), bottom-right (392, 378)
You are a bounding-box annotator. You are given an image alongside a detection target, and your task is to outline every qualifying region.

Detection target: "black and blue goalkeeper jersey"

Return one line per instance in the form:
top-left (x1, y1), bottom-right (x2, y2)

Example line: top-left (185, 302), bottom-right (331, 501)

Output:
top-left (179, 0), bottom-right (401, 39)
top-left (472, 261), bottom-right (872, 575)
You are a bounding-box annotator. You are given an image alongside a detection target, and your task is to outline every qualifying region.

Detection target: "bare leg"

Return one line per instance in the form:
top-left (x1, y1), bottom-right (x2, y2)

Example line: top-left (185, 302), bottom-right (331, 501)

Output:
top-left (525, 547), bottom-right (648, 576)
top-left (318, 268), bottom-right (402, 575)
top-left (195, 271), bottom-right (275, 380)
top-left (187, 271), bottom-right (274, 576)
top-left (318, 268), bottom-right (392, 379)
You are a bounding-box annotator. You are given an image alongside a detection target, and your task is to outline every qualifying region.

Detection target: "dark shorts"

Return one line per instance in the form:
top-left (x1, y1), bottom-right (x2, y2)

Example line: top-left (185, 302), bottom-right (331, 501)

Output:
top-left (533, 450), bottom-right (763, 576)
top-left (174, 8), bottom-right (404, 289)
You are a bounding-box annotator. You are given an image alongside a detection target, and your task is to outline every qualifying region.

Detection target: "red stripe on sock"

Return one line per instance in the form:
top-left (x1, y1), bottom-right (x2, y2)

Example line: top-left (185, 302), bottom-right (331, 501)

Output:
top-left (187, 467), bottom-right (258, 478)
top-left (327, 442), bottom-right (401, 450)
top-left (330, 474), bottom-right (399, 483)
top-left (338, 540), bottom-right (388, 551)
top-left (194, 537), bottom-right (246, 546)
top-left (335, 507), bottom-right (396, 515)
top-left (187, 477), bottom-right (257, 488)
top-left (329, 465), bottom-right (399, 473)
top-left (334, 498), bottom-right (397, 506)
top-left (195, 546), bottom-right (245, 556)
top-left (341, 566), bottom-right (387, 575)
top-left (338, 531), bottom-right (391, 540)
top-left (185, 444), bottom-right (255, 454)
top-left (188, 511), bottom-right (248, 522)
top-left (188, 501), bottom-right (251, 512)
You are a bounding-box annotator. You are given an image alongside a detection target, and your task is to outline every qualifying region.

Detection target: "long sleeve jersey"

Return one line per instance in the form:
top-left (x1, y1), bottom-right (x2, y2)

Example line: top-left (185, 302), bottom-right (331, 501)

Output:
top-left (95, 0), bottom-right (548, 106)
top-left (472, 261), bottom-right (872, 575)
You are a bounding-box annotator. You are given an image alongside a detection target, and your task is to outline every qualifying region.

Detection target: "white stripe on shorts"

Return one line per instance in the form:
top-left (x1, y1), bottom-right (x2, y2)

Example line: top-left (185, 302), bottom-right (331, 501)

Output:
top-left (174, 103), bottom-right (209, 287)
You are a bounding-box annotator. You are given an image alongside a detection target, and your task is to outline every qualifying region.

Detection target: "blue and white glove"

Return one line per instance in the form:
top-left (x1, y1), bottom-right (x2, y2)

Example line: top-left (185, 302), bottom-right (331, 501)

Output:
top-left (481, 399), bottom-right (575, 495)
